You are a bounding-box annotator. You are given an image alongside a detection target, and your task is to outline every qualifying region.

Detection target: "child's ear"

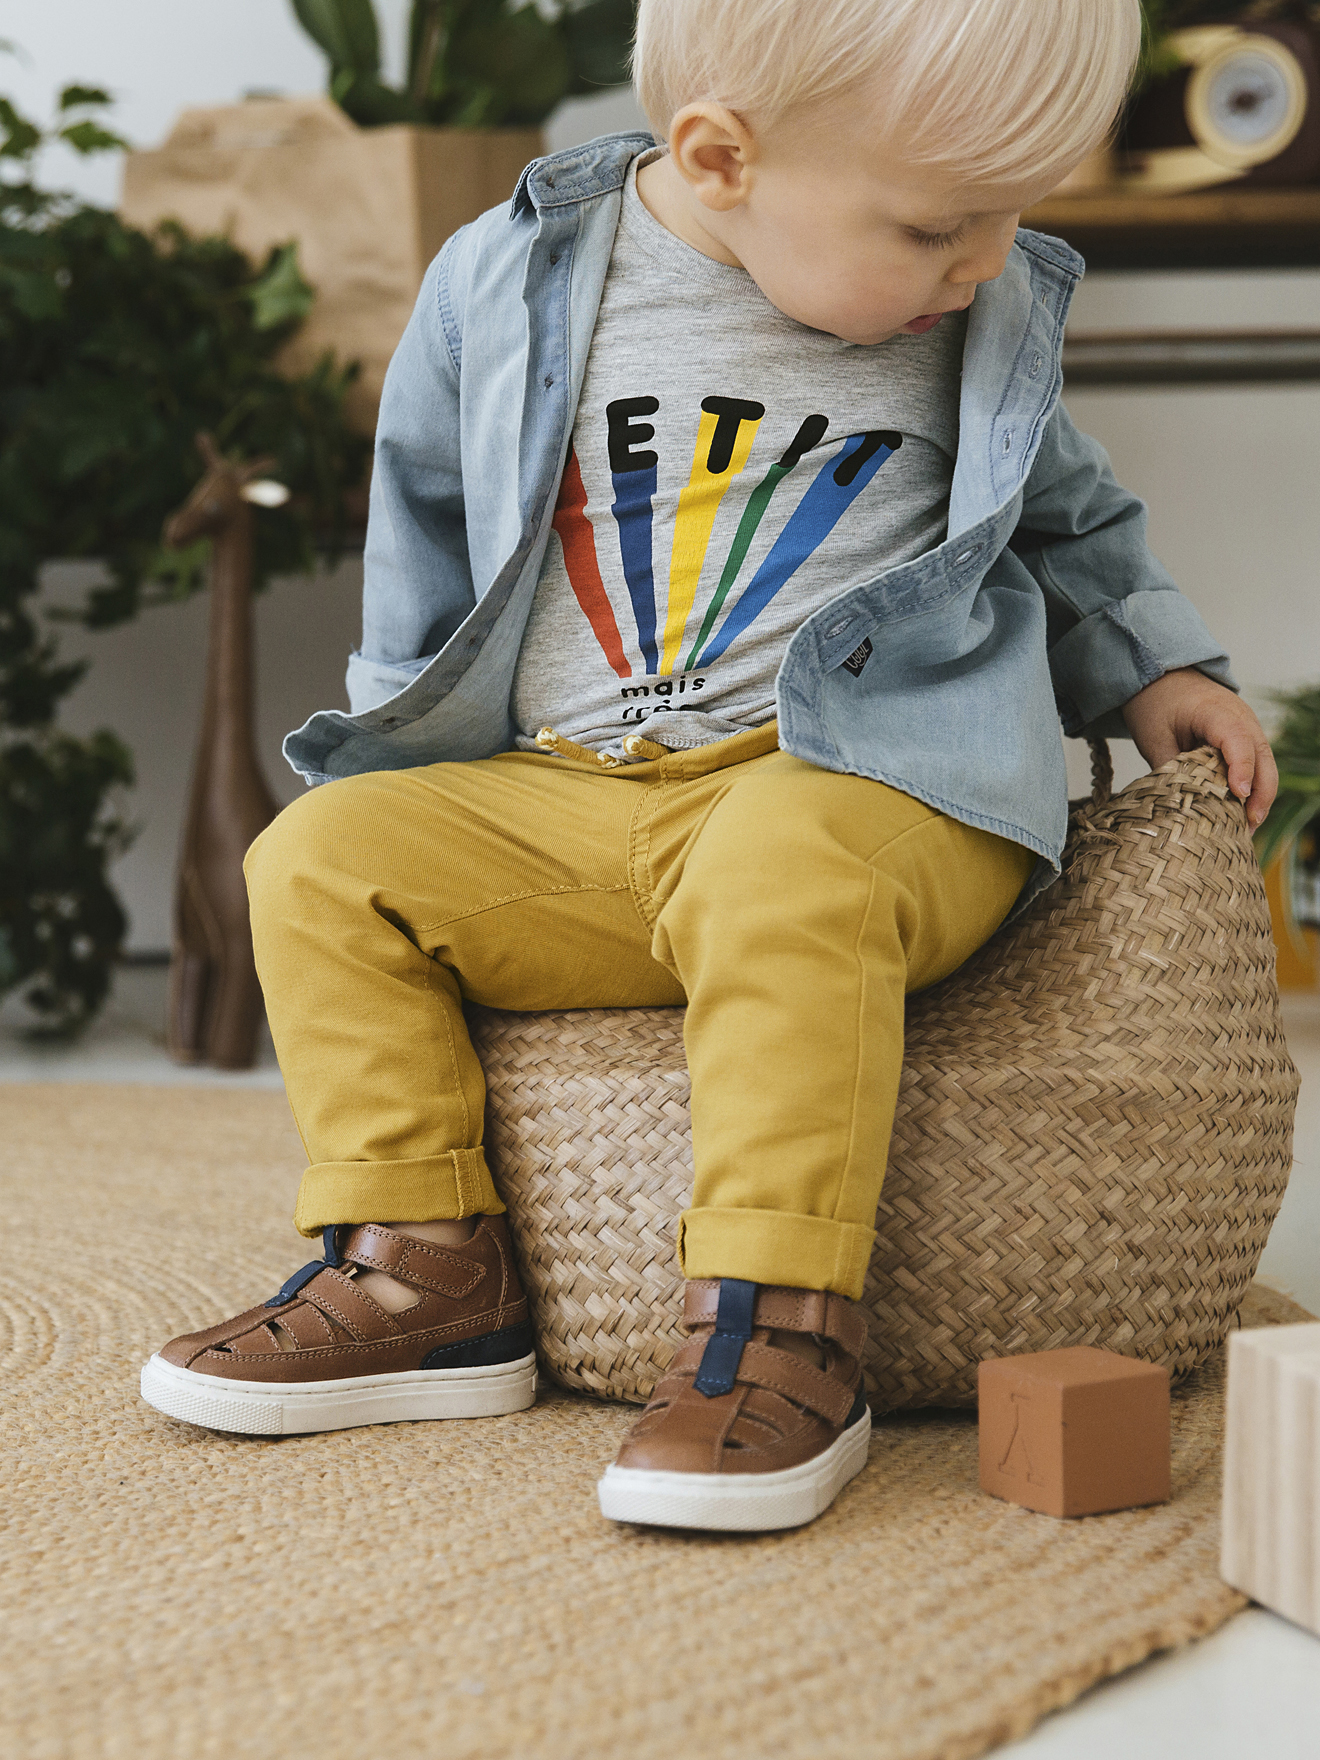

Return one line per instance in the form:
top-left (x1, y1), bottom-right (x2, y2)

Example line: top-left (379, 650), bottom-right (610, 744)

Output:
top-left (667, 103), bottom-right (756, 212)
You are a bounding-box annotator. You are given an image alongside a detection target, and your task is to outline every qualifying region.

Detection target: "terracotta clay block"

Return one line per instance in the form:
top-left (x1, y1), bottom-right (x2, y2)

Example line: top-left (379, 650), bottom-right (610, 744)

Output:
top-left (978, 1346), bottom-right (1171, 1518)
top-left (1221, 1324), bottom-right (1320, 1636)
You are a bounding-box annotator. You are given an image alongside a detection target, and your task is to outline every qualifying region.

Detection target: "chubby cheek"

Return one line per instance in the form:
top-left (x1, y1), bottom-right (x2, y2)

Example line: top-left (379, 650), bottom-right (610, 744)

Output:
top-left (757, 248), bottom-right (933, 341)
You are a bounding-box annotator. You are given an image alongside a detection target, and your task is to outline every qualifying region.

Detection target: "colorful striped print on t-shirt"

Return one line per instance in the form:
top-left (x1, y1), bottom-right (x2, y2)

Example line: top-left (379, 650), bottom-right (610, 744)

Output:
top-left (510, 149), bottom-right (965, 757)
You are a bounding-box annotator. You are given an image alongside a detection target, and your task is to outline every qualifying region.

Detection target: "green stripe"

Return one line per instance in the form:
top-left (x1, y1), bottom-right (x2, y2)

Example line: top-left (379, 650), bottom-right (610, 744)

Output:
top-left (683, 462), bottom-right (788, 670)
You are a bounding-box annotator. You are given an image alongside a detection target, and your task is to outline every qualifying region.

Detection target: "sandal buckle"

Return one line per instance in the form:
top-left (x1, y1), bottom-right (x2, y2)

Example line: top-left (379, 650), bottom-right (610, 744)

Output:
top-left (264, 1260), bottom-right (326, 1308)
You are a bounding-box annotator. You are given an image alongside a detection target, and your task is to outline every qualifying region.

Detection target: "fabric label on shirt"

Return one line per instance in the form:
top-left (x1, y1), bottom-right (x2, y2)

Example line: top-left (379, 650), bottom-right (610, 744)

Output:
top-left (841, 637), bottom-right (874, 677)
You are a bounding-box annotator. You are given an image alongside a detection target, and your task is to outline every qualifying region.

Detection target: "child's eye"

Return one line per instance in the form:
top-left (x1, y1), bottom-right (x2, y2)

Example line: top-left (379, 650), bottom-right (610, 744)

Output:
top-left (908, 224), bottom-right (967, 250)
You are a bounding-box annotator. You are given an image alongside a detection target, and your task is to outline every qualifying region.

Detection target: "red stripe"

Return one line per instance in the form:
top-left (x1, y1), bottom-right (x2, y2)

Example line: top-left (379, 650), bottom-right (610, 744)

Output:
top-left (552, 449), bottom-right (630, 678)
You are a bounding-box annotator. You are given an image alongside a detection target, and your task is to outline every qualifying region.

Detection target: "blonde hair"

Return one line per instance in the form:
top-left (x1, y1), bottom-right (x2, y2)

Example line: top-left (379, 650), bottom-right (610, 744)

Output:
top-left (633, 0), bottom-right (1141, 184)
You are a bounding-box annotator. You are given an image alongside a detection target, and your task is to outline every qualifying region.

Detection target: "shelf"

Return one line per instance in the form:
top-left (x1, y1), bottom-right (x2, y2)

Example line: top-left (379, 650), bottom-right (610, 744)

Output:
top-left (1022, 186), bottom-right (1320, 271)
top-left (1061, 328), bottom-right (1320, 385)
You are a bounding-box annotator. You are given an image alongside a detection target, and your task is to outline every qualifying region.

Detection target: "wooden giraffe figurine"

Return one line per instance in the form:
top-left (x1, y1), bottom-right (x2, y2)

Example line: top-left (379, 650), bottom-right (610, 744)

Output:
top-left (161, 433), bottom-right (287, 1069)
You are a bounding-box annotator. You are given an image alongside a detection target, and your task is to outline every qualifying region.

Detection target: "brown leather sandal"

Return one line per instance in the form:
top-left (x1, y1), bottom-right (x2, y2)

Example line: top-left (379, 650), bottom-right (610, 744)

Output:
top-left (597, 1279), bottom-right (871, 1530)
top-left (140, 1216), bottom-right (535, 1435)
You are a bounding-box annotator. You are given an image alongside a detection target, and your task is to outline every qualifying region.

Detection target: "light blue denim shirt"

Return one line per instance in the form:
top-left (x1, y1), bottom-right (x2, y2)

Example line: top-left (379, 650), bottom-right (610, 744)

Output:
top-left (285, 131), bottom-right (1235, 911)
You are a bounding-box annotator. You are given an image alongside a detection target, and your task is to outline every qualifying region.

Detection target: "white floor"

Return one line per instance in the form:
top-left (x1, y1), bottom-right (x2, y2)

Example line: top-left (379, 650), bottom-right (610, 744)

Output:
top-left (0, 960), bottom-right (284, 1088)
top-left (999, 1608), bottom-right (1320, 1760)
top-left (3, 966), bottom-right (1318, 1754)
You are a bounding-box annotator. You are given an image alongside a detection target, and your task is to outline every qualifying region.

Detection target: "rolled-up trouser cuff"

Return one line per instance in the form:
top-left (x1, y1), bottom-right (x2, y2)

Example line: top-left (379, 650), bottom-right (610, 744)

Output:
top-left (678, 1207), bottom-right (876, 1302)
top-left (293, 1148), bottom-right (504, 1236)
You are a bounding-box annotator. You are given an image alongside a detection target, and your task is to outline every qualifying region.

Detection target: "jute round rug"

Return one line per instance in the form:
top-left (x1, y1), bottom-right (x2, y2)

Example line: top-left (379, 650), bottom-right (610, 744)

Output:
top-left (1, 1083), bottom-right (1308, 1760)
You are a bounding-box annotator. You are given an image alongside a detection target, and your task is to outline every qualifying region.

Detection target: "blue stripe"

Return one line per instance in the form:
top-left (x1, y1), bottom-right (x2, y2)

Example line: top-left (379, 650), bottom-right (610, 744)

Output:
top-left (694, 433), bottom-right (898, 668)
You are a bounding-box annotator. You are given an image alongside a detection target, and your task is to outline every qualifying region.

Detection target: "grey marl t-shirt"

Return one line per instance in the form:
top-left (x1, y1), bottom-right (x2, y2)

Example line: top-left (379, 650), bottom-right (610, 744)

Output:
top-left (511, 149), bottom-right (966, 758)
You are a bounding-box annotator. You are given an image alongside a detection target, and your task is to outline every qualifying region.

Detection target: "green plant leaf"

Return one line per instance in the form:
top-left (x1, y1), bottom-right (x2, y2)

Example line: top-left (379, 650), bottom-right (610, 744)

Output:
top-left (331, 68), bottom-right (422, 125)
top-left (57, 84), bottom-right (113, 110)
top-left (0, 263), bottom-right (64, 320)
top-left (563, 0), bottom-right (634, 94)
top-left (0, 924), bottom-right (20, 991)
top-left (0, 726), bottom-right (135, 1033)
top-left (1252, 679), bottom-right (1320, 873)
top-left (407, 0), bottom-right (450, 107)
top-left (444, 0), bottom-right (572, 125)
top-left (0, 95), bottom-right (41, 161)
top-left (244, 241), bottom-right (316, 329)
top-left (1254, 791), bottom-right (1320, 877)
top-left (290, 0), bottom-right (382, 75)
top-left (56, 120), bottom-right (129, 155)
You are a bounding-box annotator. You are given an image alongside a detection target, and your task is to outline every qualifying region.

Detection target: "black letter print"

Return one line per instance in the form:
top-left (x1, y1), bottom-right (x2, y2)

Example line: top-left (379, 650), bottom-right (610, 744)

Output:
top-left (777, 414), bottom-right (829, 471)
top-left (607, 397), bottom-right (660, 473)
top-left (700, 395), bottom-right (766, 474)
top-left (834, 429), bottom-right (902, 488)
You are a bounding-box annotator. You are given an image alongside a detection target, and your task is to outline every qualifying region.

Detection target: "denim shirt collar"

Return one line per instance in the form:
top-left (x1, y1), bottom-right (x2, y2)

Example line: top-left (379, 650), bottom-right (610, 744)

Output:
top-left (511, 131), bottom-right (657, 217)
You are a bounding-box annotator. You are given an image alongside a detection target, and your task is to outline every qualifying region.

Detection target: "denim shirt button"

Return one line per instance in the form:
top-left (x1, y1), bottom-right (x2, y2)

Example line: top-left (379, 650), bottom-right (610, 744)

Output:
top-left (544, 375), bottom-right (554, 388)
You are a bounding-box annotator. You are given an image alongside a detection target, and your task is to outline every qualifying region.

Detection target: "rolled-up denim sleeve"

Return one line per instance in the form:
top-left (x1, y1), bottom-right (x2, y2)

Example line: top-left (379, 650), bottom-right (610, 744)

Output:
top-left (1015, 401), bottom-right (1236, 740)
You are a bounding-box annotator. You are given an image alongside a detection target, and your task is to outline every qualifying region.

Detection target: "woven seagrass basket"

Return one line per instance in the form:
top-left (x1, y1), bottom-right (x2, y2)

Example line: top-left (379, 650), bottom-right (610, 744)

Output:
top-left (469, 744), bottom-right (1300, 1410)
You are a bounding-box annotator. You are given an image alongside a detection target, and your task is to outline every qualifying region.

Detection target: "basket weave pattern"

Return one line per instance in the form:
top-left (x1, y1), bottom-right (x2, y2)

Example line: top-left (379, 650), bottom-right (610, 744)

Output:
top-left (470, 746), bottom-right (1299, 1409)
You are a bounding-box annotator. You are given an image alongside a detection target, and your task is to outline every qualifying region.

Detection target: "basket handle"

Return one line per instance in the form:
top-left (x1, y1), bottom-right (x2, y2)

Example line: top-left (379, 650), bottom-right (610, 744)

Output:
top-left (1088, 738), bottom-right (1113, 806)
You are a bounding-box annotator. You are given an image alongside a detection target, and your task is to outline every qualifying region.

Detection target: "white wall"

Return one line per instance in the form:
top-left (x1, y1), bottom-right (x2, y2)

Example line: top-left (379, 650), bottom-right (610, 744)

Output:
top-left (10, 4), bottom-right (1319, 945)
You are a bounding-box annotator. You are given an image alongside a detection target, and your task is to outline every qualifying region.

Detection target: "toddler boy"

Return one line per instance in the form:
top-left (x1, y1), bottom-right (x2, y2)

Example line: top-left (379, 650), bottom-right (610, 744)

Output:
top-left (141, 0), bottom-right (1277, 1530)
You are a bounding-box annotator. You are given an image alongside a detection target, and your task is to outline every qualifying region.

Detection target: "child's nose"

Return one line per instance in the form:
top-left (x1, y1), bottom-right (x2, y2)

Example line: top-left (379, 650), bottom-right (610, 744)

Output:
top-left (945, 219), bottom-right (1019, 289)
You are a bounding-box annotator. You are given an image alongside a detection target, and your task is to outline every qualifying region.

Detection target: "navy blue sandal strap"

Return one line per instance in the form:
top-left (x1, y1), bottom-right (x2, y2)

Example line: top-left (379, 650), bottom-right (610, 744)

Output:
top-left (263, 1224), bottom-right (347, 1308)
top-left (693, 1278), bottom-right (758, 1398)
top-left (264, 1260), bottom-right (327, 1309)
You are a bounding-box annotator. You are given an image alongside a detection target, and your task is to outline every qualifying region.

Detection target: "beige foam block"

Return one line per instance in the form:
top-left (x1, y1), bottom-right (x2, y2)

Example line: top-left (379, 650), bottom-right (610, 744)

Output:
top-left (1221, 1323), bottom-right (1320, 1635)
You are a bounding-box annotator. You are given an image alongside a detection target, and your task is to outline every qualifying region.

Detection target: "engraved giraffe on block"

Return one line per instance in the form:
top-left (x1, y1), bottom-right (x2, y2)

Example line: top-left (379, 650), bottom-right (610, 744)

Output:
top-left (998, 1391), bottom-right (1047, 1487)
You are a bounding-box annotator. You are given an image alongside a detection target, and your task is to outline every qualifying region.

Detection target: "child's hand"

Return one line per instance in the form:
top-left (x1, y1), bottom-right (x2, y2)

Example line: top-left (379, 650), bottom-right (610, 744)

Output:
top-left (1120, 668), bottom-right (1278, 833)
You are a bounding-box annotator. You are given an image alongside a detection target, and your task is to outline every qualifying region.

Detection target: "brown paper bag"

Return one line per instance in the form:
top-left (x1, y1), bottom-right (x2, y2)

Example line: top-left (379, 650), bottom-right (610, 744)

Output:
top-left (121, 97), bottom-right (543, 434)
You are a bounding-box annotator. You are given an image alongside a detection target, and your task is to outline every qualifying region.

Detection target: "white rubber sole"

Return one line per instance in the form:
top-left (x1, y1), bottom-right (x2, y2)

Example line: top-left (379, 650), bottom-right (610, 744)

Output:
top-left (597, 1406), bottom-right (872, 1532)
top-left (139, 1351), bottom-right (538, 1436)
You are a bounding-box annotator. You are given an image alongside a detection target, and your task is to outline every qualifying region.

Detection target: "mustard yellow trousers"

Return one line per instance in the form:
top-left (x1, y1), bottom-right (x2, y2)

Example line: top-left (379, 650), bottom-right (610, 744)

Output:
top-left (244, 723), bottom-right (1033, 1300)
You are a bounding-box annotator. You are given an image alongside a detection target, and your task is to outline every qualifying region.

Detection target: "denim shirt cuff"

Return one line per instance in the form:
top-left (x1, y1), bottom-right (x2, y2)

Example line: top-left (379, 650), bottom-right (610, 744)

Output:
top-left (346, 650), bottom-right (436, 716)
top-left (1050, 591), bottom-right (1237, 740)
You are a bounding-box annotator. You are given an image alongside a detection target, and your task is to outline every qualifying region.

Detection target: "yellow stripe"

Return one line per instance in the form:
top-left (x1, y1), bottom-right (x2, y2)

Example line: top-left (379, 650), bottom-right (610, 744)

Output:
top-left (660, 408), bottom-right (761, 674)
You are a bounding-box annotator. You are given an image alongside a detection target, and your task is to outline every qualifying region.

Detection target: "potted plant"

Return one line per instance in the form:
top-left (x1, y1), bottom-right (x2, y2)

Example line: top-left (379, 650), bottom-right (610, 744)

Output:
top-left (121, 0), bottom-right (636, 433)
top-left (1255, 684), bottom-right (1320, 991)
top-left (291, 0), bottom-right (635, 129)
top-left (1, 81), bottom-right (368, 1035)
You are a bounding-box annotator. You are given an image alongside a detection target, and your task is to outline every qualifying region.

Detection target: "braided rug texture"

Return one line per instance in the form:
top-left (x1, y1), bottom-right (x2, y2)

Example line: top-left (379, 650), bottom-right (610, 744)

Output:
top-left (2, 1082), bottom-right (1310, 1760)
top-left (471, 745), bottom-right (1300, 1407)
